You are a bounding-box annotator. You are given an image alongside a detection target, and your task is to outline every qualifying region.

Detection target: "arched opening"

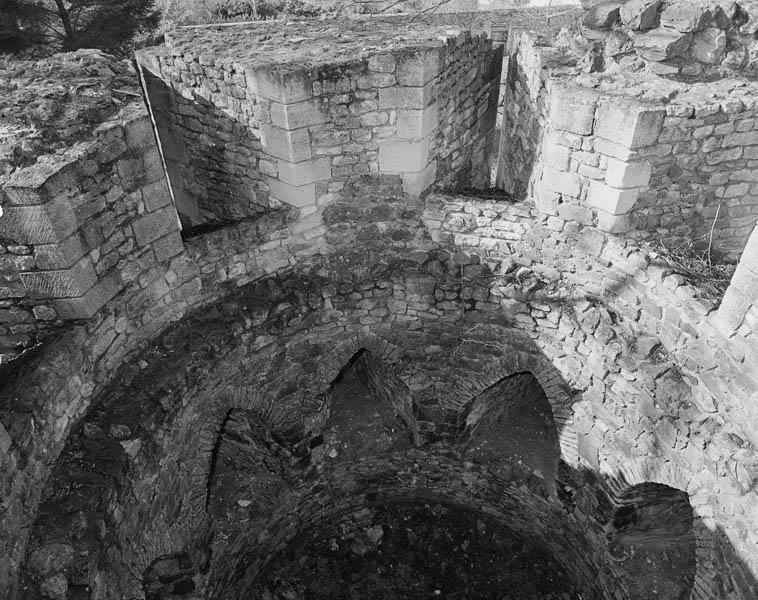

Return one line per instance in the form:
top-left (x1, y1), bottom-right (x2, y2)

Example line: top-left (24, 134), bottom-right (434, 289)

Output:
top-left (323, 349), bottom-right (416, 462)
top-left (608, 482), bottom-right (696, 599)
top-left (206, 409), bottom-right (294, 539)
top-left (460, 372), bottom-right (561, 483)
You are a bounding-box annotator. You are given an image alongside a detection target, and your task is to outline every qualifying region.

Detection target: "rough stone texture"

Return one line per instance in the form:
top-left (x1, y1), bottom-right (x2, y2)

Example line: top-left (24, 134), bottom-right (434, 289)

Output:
top-left (0, 53), bottom-right (180, 359)
top-left (581, 0), bottom-right (758, 77)
top-left (136, 19), bottom-right (499, 232)
top-left (2, 8), bottom-right (758, 600)
top-left (498, 29), bottom-right (758, 259)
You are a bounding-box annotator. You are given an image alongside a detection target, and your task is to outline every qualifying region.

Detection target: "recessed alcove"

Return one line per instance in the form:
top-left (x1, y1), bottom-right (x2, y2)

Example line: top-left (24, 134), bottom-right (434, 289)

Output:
top-left (608, 482), bottom-right (697, 600)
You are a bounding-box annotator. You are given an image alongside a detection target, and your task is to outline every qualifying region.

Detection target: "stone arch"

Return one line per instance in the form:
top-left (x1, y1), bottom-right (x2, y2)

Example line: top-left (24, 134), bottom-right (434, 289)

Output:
top-left (602, 462), bottom-right (715, 600)
top-left (184, 331), bottom-right (410, 524)
top-left (441, 343), bottom-right (579, 467)
top-left (323, 347), bottom-right (418, 461)
top-left (604, 480), bottom-right (697, 600)
top-left (459, 371), bottom-right (561, 484)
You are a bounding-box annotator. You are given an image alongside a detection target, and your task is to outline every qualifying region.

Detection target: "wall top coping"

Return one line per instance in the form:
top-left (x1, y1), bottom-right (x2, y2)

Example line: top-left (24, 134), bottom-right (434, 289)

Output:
top-left (149, 18), bottom-right (481, 74)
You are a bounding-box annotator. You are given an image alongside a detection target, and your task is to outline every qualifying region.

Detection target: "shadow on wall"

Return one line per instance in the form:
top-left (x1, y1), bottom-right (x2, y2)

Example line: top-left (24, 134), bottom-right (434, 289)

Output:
top-left (140, 69), bottom-right (272, 232)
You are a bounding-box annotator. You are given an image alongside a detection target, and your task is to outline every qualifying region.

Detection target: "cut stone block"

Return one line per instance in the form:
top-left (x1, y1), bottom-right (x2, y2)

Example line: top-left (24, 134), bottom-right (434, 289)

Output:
top-left (604, 158), bottom-right (652, 188)
top-left (396, 48), bottom-right (443, 86)
top-left (367, 53), bottom-right (396, 73)
top-left (634, 29), bottom-right (691, 62)
top-left (34, 234), bottom-right (87, 270)
top-left (548, 84), bottom-right (599, 135)
top-left (596, 210), bottom-right (635, 233)
top-left (142, 179), bottom-right (173, 212)
top-left (260, 124), bottom-right (312, 162)
top-left (123, 115), bottom-right (156, 149)
top-left (20, 256), bottom-right (97, 298)
top-left (737, 227), bottom-right (758, 275)
top-left (542, 140), bottom-right (572, 170)
top-left (717, 284), bottom-right (750, 331)
top-left (53, 271), bottom-right (122, 319)
top-left (246, 66), bottom-right (314, 104)
top-left (268, 179), bottom-right (317, 208)
top-left (270, 99), bottom-right (329, 130)
top-left (132, 206), bottom-right (181, 247)
top-left (379, 84), bottom-right (434, 110)
top-left (534, 180), bottom-right (561, 215)
top-left (594, 137), bottom-right (639, 161)
top-left (396, 105), bottom-right (439, 140)
top-left (378, 137), bottom-right (433, 172)
top-left (153, 231), bottom-right (185, 263)
top-left (402, 160), bottom-right (437, 196)
top-left (277, 158), bottom-right (331, 186)
top-left (0, 199), bottom-right (78, 244)
top-left (541, 167), bottom-right (582, 198)
top-left (594, 100), bottom-right (665, 148)
top-left (588, 180), bottom-right (640, 215)
top-left (731, 262), bottom-right (758, 300)
top-left (3, 154), bottom-right (81, 206)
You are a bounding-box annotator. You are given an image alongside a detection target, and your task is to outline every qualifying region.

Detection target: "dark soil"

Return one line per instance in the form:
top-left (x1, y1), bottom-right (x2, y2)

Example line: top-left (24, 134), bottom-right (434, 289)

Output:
top-left (253, 502), bottom-right (580, 600)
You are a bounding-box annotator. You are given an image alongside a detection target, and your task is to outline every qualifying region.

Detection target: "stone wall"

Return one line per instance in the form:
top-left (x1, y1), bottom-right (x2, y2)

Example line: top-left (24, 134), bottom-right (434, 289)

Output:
top-left (0, 105), bottom-right (183, 362)
top-left (140, 68), bottom-right (270, 228)
top-left (136, 19), bottom-right (500, 233)
top-left (3, 11), bottom-right (758, 600)
top-left (498, 30), bottom-right (758, 260)
top-left (6, 187), bottom-right (758, 598)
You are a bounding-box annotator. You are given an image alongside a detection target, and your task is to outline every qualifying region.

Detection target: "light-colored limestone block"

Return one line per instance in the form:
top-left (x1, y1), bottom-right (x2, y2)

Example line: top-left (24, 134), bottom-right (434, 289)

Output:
top-left (396, 48), bottom-right (443, 86)
top-left (276, 158), bottom-right (331, 186)
top-left (548, 84), bottom-right (599, 135)
top-left (246, 66), bottom-right (313, 104)
top-left (378, 137), bottom-right (433, 172)
top-left (605, 158), bottom-right (652, 188)
top-left (596, 210), bottom-right (634, 233)
top-left (542, 140), bottom-right (572, 170)
top-left (379, 84), bottom-right (435, 110)
top-left (594, 100), bottom-right (665, 148)
top-left (541, 167), bottom-right (582, 198)
top-left (270, 99), bottom-right (329, 130)
top-left (588, 180), bottom-right (640, 215)
top-left (396, 105), bottom-right (439, 140)
top-left (268, 179), bottom-right (316, 208)
top-left (260, 124), bottom-right (312, 162)
top-left (402, 160), bottom-right (438, 196)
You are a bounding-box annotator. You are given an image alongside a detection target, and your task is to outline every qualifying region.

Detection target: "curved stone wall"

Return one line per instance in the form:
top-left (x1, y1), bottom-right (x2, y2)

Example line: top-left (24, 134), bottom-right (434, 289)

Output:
top-left (2, 10), bottom-right (758, 600)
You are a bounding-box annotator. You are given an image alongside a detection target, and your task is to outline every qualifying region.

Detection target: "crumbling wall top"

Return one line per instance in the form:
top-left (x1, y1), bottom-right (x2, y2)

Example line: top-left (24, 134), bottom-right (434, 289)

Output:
top-left (158, 18), bottom-right (477, 72)
top-left (0, 49), bottom-right (142, 178)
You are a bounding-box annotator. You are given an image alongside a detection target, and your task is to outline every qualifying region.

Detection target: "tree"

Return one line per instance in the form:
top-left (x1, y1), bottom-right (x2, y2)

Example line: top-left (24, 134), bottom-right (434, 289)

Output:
top-left (0, 0), bottom-right (46, 52)
top-left (1, 0), bottom-right (160, 56)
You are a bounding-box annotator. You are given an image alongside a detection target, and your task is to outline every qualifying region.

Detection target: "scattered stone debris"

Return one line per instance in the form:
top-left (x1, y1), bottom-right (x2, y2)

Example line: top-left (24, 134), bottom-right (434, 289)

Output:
top-left (570, 0), bottom-right (758, 77)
